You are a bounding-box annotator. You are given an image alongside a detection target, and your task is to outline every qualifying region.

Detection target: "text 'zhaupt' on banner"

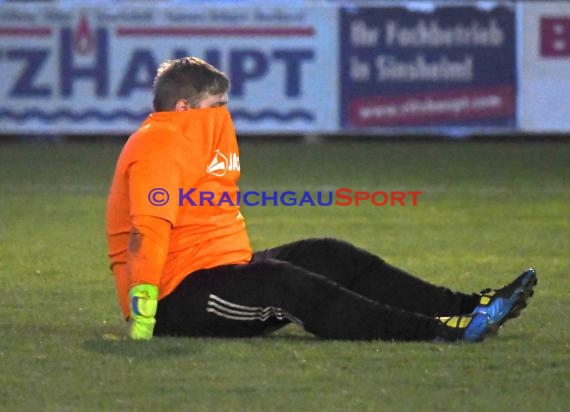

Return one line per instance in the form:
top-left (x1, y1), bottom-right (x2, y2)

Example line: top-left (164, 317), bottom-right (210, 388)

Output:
top-left (339, 3), bottom-right (516, 130)
top-left (0, 4), bottom-right (339, 135)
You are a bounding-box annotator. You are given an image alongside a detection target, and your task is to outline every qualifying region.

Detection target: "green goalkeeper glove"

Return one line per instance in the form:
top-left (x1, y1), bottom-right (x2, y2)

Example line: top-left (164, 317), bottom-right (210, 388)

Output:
top-left (128, 284), bottom-right (159, 340)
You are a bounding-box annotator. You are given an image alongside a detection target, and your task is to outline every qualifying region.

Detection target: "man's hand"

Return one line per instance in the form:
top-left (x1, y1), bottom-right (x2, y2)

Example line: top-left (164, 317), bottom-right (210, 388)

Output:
top-left (129, 284), bottom-right (159, 340)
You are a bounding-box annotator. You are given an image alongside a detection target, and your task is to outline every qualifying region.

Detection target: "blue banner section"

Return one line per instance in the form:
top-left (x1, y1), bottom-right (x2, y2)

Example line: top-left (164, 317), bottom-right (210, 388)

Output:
top-left (340, 5), bottom-right (516, 129)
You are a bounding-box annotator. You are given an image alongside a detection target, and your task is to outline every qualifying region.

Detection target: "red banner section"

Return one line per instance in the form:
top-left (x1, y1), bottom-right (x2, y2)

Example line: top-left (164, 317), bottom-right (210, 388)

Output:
top-left (540, 17), bottom-right (570, 57)
top-left (348, 85), bottom-right (514, 127)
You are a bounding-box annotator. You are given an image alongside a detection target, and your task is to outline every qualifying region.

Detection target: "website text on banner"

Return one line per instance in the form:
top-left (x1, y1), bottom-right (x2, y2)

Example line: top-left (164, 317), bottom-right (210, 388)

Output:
top-left (340, 4), bottom-right (516, 130)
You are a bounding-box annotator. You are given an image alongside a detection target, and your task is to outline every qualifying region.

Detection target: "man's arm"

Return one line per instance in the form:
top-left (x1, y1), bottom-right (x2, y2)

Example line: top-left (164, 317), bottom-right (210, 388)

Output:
top-left (127, 215), bottom-right (171, 340)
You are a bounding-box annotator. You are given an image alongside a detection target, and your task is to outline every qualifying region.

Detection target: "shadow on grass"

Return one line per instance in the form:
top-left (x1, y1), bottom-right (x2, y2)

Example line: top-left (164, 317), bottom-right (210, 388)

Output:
top-left (82, 324), bottom-right (521, 358)
top-left (82, 337), bottom-right (207, 359)
top-left (82, 324), bottom-right (321, 359)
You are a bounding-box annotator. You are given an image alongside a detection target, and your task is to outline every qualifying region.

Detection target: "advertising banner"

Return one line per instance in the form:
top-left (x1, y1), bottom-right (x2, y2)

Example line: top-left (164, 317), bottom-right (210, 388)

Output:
top-left (519, 2), bottom-right (570, 132)
top-left (339, 4), bottom-right (516, 130)
top-left (0, 4), bottom-right (338, 135)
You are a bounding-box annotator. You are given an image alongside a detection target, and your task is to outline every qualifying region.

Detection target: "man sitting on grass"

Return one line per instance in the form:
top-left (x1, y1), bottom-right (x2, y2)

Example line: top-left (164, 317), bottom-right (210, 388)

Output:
top-left (106, 57), bottom-right (537, 342)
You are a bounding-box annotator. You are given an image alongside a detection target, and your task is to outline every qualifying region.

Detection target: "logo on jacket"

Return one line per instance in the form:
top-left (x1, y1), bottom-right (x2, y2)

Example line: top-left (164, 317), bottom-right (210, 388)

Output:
top-left (206, 149), bottom-right (240, 176)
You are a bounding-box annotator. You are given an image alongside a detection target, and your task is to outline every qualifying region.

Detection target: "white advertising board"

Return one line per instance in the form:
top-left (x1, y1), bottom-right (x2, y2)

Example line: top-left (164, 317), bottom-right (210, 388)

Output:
top-left (519, 2), bottom-right (570, 132)
top-left (0, 4), bottom-right (338, 135)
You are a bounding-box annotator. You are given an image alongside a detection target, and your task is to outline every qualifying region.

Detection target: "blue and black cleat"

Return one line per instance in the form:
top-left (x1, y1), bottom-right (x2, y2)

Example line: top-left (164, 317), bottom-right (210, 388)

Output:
top-left (436, 313), bottom-right (492, 343)
top-left (473, 268), bottom-right (538, 332)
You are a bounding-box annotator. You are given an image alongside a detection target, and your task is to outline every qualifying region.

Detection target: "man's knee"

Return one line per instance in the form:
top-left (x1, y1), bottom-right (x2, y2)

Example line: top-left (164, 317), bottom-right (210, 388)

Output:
top-left (247, 259), bottom-right (326, 290)
top-left (302, 237), bottom-right (359, 257)
top-left (309, 237), bottom-right (387, 267)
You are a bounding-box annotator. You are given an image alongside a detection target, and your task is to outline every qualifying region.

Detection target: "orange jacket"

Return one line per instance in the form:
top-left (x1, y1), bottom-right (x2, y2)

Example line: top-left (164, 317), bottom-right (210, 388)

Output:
top-left (106, 107), bottom-right (252, 318)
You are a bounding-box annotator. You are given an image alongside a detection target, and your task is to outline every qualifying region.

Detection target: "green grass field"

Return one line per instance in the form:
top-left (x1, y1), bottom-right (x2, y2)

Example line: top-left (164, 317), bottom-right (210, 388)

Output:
top-left (1, 139), bottom-right (569, 411)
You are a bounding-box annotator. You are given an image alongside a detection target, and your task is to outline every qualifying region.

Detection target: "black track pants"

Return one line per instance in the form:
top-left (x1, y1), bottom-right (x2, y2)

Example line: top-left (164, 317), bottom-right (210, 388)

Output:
top-left (155, 238), bottom-right (479, 341)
